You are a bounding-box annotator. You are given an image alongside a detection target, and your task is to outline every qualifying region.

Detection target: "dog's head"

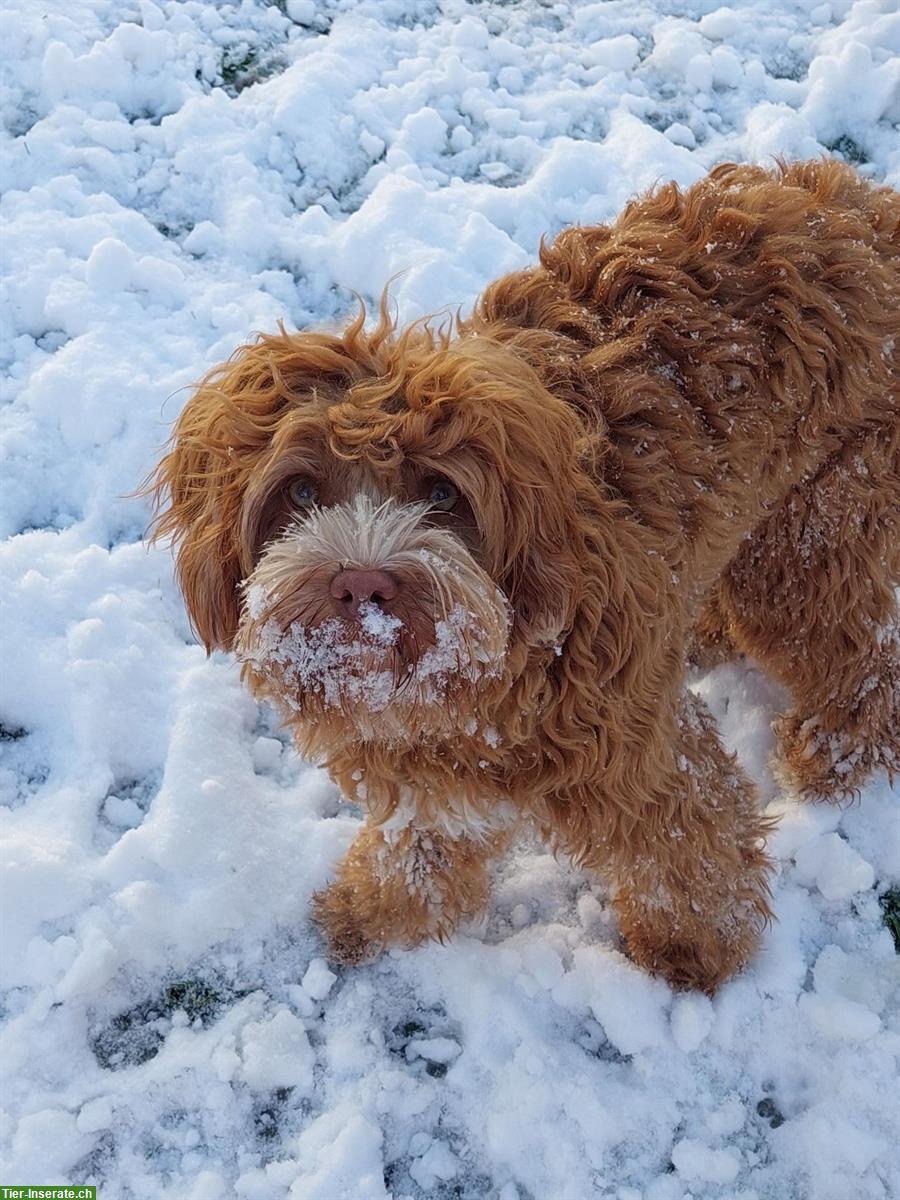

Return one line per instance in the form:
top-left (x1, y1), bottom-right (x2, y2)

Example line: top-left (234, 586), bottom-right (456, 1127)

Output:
top-left (148, 308), bottom-right (595, 748)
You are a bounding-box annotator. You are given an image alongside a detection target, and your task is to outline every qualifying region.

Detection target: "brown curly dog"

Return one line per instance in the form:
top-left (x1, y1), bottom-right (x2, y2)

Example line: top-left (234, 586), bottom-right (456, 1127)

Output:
top-left (148, 159), bottom-right (899, 993)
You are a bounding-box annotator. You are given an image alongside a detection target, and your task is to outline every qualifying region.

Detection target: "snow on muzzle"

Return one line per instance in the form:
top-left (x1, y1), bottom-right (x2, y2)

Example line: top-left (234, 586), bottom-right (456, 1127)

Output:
top-left (235, 496), bottom-right (510, 725)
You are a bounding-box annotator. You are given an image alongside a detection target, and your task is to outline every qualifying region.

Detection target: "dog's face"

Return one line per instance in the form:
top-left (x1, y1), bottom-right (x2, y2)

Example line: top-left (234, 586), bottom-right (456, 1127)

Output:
top-left (150, 314), bottom-right (591, 748)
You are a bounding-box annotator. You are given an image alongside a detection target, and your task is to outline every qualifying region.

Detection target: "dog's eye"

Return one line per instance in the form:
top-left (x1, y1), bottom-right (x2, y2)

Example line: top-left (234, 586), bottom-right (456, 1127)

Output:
top-left (288, 479), bottom-right (318, 509)
top-left (428, 480), bottom-right (459, 511)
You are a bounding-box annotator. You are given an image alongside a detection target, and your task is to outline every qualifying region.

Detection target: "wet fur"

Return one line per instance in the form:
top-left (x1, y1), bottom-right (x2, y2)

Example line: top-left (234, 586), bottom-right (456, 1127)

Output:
top-left (149, 160), bottom-right (899, 992)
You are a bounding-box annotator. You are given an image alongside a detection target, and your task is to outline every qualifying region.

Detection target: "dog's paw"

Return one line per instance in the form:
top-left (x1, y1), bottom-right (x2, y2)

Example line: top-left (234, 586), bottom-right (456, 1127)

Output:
top-left (773, 713), bottom-right (869, 803)
top-left (326, 927), bottom-right (379, 967)
top-left (617, 893), bottom-right (767, 995)
top-left (625, 929), bottom-right (756, 995)
top-left (311, 882), bottom-right (384, 967)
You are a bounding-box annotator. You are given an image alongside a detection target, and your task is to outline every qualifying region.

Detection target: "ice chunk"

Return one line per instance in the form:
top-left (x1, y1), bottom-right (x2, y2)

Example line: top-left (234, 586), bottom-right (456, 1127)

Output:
top-left (794, 833), bottom-right (875, 901)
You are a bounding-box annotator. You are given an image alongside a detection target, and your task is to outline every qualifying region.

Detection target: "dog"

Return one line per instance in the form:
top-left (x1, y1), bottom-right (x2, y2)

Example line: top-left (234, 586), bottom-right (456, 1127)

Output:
top-left (148, 159), bottom-right (899, 993)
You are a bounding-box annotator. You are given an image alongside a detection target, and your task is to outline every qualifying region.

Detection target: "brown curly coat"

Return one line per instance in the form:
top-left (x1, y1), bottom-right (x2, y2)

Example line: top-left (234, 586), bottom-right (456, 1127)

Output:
top-left (149, 159), bottom-right (899, 993)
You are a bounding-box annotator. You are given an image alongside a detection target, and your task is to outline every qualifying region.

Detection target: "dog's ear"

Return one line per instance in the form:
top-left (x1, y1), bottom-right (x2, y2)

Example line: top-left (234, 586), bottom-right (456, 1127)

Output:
top-left (144, 355), bottom-right (259, 652)
top-left (145, 307), bottom-right (397, 652)
top-left (498, 431), bottom-right (588, 648)
top-left (446, 347), bottom-right (592, 648)
top-left (498, 416), bottom-right (653, 690)
top-left (409, 335), bottom-right (596, 647)
top-left (144, 332), bottom-right (345, 651)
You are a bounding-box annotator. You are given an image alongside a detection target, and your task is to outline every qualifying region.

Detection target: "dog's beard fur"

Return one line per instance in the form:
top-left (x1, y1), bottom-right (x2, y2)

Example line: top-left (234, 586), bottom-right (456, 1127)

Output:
top-left (235, 496), bottom-right (511, 747)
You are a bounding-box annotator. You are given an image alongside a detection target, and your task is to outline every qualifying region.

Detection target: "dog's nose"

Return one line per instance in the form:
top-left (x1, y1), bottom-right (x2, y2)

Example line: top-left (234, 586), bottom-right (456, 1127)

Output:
top-left (329, 568), bottom-right (399, 619)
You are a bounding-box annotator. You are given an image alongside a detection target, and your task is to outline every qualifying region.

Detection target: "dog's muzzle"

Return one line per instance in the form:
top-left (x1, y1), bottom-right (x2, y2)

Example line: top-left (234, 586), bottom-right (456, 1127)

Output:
top-left (234, 497), bottom-right (510, 735)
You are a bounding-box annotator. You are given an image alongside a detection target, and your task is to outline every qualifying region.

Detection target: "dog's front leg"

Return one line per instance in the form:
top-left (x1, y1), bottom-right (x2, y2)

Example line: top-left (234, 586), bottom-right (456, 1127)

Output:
top-left (313, 821), bottom-right (505, 965)
top-left (607, 693), bottom-right (775, 994)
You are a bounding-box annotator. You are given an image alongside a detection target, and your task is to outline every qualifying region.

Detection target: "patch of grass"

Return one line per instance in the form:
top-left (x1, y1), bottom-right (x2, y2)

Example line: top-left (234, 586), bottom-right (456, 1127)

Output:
top-left (164, 978), bottom-right (228, 1022)
top-left (153, 218), bottom-right (193, 241)
top-left (70, 1130), bottom-right (116, 1184)
top-left (221, 44), bottom-right (258, 86)
top-left (0, 725), bottom-right (49, 807)
top-left (92, 1005), bottom-right (168, 1071)
top-left (254, 1087), bottom-right (293, 1142)
top-left (92, 975), bottom-right (237, 1070)
top-left (395, 1018), bottom-right (427, 1041)
top-left (756, 1097), bottom-right (785, 1129)
top-left (880, 887), bottom-right (900, 953)
top-left (219, 44), bottom-right (285, 94)
top-left (826, 135), bottom-right (867, 164)
top-left (765, 51), bottom-right (807, 82)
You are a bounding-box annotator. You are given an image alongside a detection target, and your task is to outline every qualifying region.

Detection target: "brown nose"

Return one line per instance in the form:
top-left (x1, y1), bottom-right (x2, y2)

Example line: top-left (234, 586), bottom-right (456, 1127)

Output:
top-left (329, 568), bottom-right (399, 619)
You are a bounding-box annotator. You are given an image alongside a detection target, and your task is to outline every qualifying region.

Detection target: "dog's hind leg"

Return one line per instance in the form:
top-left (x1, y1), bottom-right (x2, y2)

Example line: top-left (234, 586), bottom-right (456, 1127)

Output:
top-left (720, 430), bottom-right (900, 801)
top-left (603, 692), bottom-right (775, 993)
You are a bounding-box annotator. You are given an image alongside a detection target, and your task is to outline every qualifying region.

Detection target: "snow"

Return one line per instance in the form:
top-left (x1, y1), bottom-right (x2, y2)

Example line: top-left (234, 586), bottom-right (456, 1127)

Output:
top-left (670, 1138), bottom-right (741, 1185)
top-left (799, 991), bottom-right (882, 1042)
top-left (405, 1037), bottom-right (462, 1065)
top-left (241, 591), bottom-right (498, 715)
top-left (670, 992), bottom-right (715, 1053)
top-left (300, 958), bottom-right (337, 1002)
top-left (793, 830), bottom-right (877, 901)
top-left (1, 0), bottom-right (899, 1198)
top-left (239, 1009), bottom-right (316, 1093)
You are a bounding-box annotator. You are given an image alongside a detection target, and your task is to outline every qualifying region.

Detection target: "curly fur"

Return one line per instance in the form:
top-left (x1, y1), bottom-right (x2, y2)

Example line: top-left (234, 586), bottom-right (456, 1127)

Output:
top-left (147, 159), bottom-right (899, 993)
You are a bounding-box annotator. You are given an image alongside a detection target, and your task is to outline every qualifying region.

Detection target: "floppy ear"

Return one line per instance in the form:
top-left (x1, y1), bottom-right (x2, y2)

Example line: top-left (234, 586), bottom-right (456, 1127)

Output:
top-left (497, 410), bottom-right (667, 710)
top-left (498, 422), bottom-right (593, 648)
top-left (402, 334), bottom-right (596, 647)
top-left (441, 342), bottom-right (594, 647)
top-left (145, 361), bottom-right (256, 653)
top-left (145, 312), bottom-right (394, 651)
top-left (144, 335), bottom-right (321, 652)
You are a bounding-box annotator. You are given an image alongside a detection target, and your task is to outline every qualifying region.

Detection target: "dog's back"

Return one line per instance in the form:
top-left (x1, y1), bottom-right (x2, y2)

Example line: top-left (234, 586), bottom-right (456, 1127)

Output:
top-left (472, 159), bottom-right (900, 806)
top-left (469, 160), bottom-right (898, 554)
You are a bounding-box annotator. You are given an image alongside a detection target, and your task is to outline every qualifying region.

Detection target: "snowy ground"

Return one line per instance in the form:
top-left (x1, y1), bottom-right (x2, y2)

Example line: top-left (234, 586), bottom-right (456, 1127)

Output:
top-left (2, 0), bottom-right (900, 1197)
